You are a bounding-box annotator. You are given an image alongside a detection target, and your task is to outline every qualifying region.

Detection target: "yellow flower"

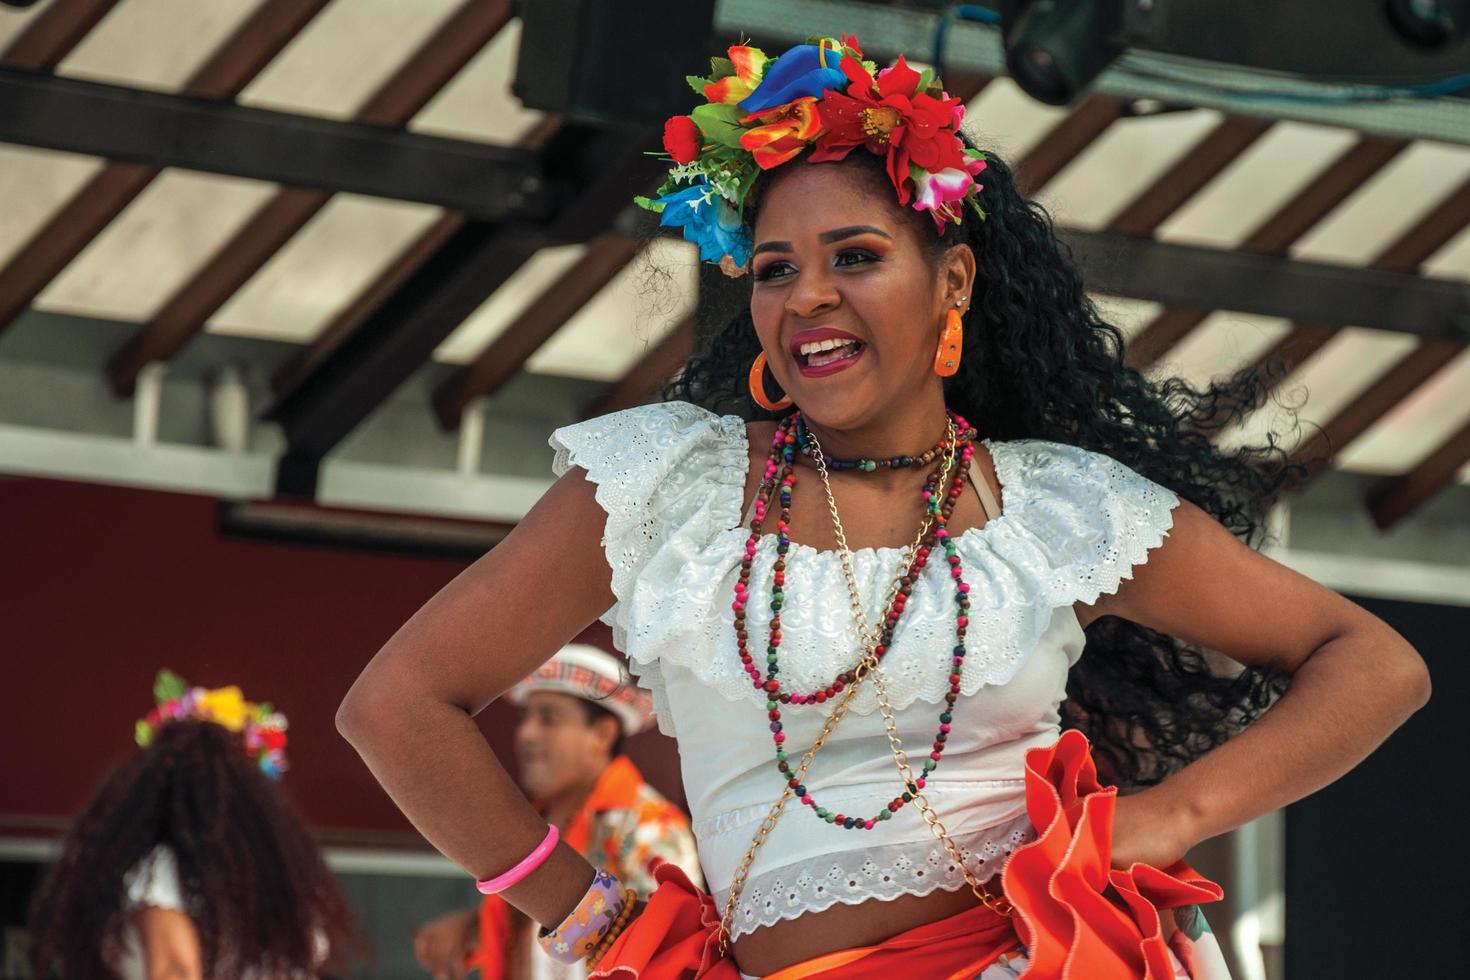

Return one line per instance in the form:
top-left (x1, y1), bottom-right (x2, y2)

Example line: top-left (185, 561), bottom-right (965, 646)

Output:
top-left (198, 686), bottom-right (250, 732)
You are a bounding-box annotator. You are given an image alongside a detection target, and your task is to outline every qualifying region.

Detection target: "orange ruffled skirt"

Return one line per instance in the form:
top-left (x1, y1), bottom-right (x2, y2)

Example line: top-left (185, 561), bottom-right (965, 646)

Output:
top-left (591, 730), bottom-right (1226, 980)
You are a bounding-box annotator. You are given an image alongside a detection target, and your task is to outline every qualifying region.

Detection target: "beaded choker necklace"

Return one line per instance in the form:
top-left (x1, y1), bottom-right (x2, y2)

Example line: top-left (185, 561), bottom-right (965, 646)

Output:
top-left (795, 417), bottom-right (976, 472)
top-left (733, 411), bottom-right (977, 830)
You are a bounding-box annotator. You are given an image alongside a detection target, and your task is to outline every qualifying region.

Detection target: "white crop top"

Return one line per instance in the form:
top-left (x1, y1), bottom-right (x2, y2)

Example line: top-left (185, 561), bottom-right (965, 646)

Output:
top-left (549, 401), bottom-right (1179, 939)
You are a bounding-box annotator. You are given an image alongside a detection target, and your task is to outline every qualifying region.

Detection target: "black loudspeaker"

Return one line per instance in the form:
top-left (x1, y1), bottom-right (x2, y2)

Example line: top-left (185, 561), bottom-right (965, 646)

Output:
top-left (513, 0), bottom-right (717, 128)
top-left (1284, 595), bottom-right (1465, 977)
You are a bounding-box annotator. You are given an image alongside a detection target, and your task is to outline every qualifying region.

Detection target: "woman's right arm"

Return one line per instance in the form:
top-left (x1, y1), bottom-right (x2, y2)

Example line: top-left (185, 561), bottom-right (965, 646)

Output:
top-left (336, 467), bottom-right (616, 927)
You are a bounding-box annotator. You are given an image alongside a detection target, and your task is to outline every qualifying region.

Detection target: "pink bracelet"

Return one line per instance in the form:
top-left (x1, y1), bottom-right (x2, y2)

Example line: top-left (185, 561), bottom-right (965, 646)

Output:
top-left (475, 824), bottom-right (559, 894)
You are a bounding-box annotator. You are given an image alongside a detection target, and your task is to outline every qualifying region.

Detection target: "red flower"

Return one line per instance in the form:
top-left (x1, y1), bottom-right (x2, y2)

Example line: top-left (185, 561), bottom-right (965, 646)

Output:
top-left (662, 115), bottom-right (701, 164)
top-left (811, 55), bottom-right (966, 206)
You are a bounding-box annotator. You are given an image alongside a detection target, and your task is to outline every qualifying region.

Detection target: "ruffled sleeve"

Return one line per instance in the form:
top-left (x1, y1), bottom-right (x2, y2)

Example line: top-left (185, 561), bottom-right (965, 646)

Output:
top-left (987, 437), bottom-right (1182, 610)
top-left (549, 401), bottom-right (748, 734)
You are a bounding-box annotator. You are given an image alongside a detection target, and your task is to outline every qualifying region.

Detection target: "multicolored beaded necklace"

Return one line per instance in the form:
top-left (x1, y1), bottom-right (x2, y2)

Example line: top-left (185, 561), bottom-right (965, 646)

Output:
top-left (733, 410), bottom-right (979, 830)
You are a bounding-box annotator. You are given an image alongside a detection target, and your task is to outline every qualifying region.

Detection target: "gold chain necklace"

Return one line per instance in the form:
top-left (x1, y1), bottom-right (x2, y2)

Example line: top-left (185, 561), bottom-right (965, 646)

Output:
top-left (715, 421), bottom-right (955, 953)
top-left (809, 423), bottom-right (1013, 919)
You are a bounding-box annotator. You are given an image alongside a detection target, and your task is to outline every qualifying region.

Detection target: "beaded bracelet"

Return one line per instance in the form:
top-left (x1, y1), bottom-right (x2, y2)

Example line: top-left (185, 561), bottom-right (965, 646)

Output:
top-left (536, 869), bottom-right (628, 964)
top-left (585, 886), bottom-right (637, 969)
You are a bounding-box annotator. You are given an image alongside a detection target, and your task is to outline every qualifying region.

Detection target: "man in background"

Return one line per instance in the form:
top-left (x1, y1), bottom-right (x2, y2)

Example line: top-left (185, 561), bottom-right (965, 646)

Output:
top-left (413, 645), bottom-right (700, 979)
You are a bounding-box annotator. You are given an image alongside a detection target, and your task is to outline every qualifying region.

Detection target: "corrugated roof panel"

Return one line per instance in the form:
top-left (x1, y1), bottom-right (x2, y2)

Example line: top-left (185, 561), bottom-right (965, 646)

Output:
top-left (1037, 108), bottom-right (1222, 231)
top-left (1291, 140), bottom-right (1470, 266)
top-left (238, 0), bottom-right (462, 119)
top-left (209, 194), bottom-right (444, 343)
top-left (1156, 122), bottom-right (1359, 249)
top-left (434, 244), bottom-right (590, 364)
top-left (34, 169), bottom-right (278, 322)
top-left (410, 18), bottom-right (544, 145)
top-left (56, 0), bottom-right (262, 92)
top-left (0, 144), bottom-right (105, 268)
top-left (528, 239), bottom-right (698, 381)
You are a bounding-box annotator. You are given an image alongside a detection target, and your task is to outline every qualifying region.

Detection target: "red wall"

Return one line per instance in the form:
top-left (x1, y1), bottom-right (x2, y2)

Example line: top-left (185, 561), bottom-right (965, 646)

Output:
top-left (0, 476), bottom-right (684, 840)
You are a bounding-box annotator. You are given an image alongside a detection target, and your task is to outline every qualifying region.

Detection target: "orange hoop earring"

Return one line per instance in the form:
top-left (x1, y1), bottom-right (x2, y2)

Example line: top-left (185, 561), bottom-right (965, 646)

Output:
top-left (935, 308), bottom-right (964, 377)
top-left (748, 351), bottom-right (793, 411)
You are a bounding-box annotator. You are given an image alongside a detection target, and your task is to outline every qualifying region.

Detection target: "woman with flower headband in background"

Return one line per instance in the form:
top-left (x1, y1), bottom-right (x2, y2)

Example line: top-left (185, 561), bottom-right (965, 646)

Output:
top-left (30, 671), bottom-right (359, 979)
top-left (338, 33), bottom-right (1430, 979)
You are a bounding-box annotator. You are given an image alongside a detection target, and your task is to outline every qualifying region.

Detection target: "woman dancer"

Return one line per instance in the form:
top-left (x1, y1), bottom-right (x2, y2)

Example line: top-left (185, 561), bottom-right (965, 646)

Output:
top-left (31, 671), bottom-right (357, 979)
top-left (338, 34), bottom-right (1429, 978)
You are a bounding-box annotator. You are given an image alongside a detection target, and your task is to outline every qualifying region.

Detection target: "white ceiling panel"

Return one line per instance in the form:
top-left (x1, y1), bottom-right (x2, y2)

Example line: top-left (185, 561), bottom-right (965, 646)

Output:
top-left (962, 77), bottom-right (1070, 164)
top-left (1219, 327), bottom-right (1422, 457)
top-left (1156, 122), bottom-right (1358, 249)
top-left (1422, 223), bottom-right (1470, 280)
top-left (1152, 310), bottom-right (1292, 390)
top-left (410, 18), bottom-right (544, 145)
top-left (1291, 141), bottom-right (1470, 267)
top-left (239, 0), bottom-right (462, 119)
top-left (1037, 108), bottom-right (1221, 231)
top-left (434, 244), bottom-right (590, 364)
top-left (527, 239), bottom-right (698, 381)
top-left (35, 170), bottom-right (278, 323)
top-left (57, 0), bottom-right (262, 92)
top-left (0, 1), bottom-right (50, 54)
top-left (0, 144), bottom-right (105, 268)
top-left (1090, 293), bottom-right (1164, 344)
top-left (1335, 346), bottom-right (1470, 475)
top-left (209, 194), bottom-right (444, 343)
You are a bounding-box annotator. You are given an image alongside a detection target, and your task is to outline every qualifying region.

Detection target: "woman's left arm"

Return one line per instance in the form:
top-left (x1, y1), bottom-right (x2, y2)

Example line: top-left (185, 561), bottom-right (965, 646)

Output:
top-left (1080, 499), bottom-right (1432, 868)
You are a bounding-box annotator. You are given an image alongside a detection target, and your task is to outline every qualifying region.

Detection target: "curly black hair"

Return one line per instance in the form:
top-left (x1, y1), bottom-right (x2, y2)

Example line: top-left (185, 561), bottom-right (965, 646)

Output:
top-left (29, 720), bottom-right (361, 978)
top-left (663, 144), bottom-right (1300, 788)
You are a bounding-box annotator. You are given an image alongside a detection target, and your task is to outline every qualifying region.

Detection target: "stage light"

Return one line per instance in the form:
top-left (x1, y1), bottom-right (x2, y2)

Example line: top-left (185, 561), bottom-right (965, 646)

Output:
top-left (1000, 0), bottom-right (1126, 106)
top-left (1386, 0), bottom-right (1470, 47)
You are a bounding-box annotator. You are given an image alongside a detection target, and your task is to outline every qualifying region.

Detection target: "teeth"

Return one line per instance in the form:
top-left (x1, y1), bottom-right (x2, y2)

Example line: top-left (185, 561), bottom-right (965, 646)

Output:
top-left (799, 338), bottom-right (858, 356)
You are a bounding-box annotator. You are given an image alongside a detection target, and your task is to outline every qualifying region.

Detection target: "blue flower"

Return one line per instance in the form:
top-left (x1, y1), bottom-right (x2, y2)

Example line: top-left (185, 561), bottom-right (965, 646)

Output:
top-left (739, 43), bottom-right (848, 114)
top-left (655, 182), bottom-right (753, 267)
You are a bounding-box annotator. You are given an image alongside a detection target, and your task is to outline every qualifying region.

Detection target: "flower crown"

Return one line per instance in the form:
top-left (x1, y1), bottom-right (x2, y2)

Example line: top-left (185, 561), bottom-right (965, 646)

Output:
top-left (636, 34), bottom-right (987, 277)
top-left (135, 669), bottom-right (289, 779)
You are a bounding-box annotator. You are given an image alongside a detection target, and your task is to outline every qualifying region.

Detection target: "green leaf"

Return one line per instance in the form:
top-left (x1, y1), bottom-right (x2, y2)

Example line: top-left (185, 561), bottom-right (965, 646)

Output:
top-left (709, 56), bottom-right (734, 80)
top-left (691, 103), bottom-right (746, 149)
top-left (686, 74), bottom-right (710, 95)
top-left (634, 195), bottom-right (666, 213)
top-left (135, 721), bottom-right (153, 747)
top-left (154, 669), bottom-right (186, 703)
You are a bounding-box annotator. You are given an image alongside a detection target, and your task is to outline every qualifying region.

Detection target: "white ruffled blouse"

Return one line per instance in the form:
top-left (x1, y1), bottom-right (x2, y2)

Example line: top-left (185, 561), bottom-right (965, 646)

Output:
top-left (549, 401), bottom-right (1179, 939)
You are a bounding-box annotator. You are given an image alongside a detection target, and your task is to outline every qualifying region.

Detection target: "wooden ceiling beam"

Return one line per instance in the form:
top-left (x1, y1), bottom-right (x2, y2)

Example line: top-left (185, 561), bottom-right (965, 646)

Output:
top-left (587, 314), bottom-right (697, 418)
top-left (433, 232), bottom-right (646, 430)
top-left (1275, 174), bottom-right (1470, 489)
top-left (1125, 135), bottom-right (1410, 369)
top-left (106, 0), bottom-right (514, 396)
top-left (0, 0), bottom-right (117, 70)
top-left (1290, 339), bottom-right (1464, 482)
top-left (1107, 116), bottom-right (1273, 237)
top-left (0, 0), bottom-right (331, 338)
top-left (1369, 417), bottom-right (1470, 529)
top-left (1014, 94), bottom-right (1121, 198)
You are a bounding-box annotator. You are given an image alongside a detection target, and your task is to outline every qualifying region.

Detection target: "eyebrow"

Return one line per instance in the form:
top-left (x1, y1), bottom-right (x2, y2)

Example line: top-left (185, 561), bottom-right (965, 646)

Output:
top-left (752, 225), bottom-right (894, 256)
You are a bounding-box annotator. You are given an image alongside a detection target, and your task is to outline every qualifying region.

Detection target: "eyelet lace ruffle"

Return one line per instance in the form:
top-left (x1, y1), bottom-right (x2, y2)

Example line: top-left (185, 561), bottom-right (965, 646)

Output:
top-left (550, 401), bottom-right (1180, 737)
top-left (720, 810), bottom-right (1036, 940)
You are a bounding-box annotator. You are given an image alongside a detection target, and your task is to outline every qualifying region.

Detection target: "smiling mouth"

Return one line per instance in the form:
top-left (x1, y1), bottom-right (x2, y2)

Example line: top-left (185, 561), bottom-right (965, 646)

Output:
top-left (796, 338), bottom-right (866, 369)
